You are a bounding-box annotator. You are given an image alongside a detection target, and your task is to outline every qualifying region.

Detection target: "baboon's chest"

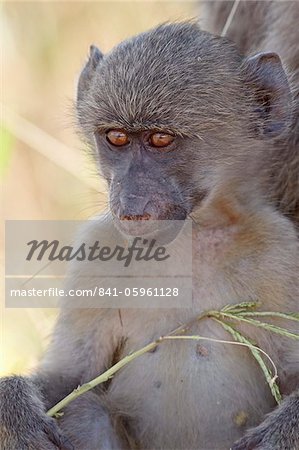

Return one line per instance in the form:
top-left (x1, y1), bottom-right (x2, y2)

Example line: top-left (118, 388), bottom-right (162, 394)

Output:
top-left (108, 320), bottom-right (274, 449)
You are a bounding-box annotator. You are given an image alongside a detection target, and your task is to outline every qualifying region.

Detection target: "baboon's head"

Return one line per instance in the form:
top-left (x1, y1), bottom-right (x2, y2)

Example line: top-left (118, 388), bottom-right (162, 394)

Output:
top-left (76, 22), bottom-right (291, 231)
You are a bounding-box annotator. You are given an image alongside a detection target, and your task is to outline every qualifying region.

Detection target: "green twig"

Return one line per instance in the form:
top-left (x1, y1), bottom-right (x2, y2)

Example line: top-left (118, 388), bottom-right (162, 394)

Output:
top-left (222, 301), bottom-right (260, 313)
top-left (237, 311), bottom-right (299, 321)
top-left (47, 340), bottom-right (159, 417)
top-left (212, 318), bottom-right (282, 404)
top-left (217, 312), bottom-right (299, 340)
top-left (47, 302), bottom-right (297, 416)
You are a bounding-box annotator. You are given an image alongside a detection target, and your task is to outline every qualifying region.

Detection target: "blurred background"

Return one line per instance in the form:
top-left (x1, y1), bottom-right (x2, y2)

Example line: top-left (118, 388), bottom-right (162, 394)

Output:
top-left (1, 2), bottom-right (197, 376)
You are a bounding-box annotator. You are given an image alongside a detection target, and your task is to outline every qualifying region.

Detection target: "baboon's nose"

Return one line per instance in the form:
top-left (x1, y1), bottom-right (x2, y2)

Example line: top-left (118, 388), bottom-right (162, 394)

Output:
top-left (118, 194), bottom-right (155, 221)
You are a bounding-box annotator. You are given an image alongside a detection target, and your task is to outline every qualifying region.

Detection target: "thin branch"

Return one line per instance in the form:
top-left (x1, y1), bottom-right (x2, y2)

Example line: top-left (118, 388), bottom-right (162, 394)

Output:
top-left (221, 0), bottom-right (240, 37)
top-left (238, 311), bottom-right (299, 321)
top-left (46, 302), bottom-right (297, 417)
top-left (212, 319), bottom-right (281, 404)
top-left (217, 312), bottom-right (299, 340)
top-left (47, 340), bottom-right (160, 417)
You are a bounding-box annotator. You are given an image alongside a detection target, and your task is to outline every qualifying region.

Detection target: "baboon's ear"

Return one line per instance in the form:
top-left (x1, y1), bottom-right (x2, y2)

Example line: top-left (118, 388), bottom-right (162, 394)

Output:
top-left (77, 45), bottom-right (103, 103)
top-left (242, 52), bottom-right (292, 138)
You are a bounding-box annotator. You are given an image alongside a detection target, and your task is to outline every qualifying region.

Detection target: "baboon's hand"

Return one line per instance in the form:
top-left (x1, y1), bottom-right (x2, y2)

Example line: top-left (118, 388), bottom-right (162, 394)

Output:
top-left (232, 391), bottom-right (299, 450)
top-left (0, 376), bottom-right (73, 450)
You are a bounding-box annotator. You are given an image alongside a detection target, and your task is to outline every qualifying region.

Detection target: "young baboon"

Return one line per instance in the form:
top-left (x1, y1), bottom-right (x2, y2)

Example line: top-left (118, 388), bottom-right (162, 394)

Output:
top-left (1, 4), bottom-right (298, 450)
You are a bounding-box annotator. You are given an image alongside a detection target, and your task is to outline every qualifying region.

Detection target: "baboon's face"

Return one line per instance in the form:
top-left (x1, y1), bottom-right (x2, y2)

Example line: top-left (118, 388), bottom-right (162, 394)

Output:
top-left (78, 24), bottom-right (245, 228)
top-left (77, 23), bottom-right (291, 231)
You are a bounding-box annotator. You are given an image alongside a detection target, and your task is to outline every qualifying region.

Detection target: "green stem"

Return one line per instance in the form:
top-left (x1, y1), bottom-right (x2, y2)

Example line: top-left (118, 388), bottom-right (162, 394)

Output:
top-left (47, 340), bottom-right (159, 417)
top-left (237, 311), bottom-right (299, 321)
top-left (47, 303), bottom-right (296, 416)
top-left (47, 312), bottom-right (213, 417)
top-left (218, 312), bottom-right (299, 340)
top-left (212, 318), bottom-right (282, 404)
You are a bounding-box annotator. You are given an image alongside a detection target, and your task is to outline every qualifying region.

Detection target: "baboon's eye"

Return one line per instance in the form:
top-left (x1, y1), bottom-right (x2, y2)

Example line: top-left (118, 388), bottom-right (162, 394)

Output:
top-left (149, 132), bottom-right (175, 149)
top-left (106, 130), bottom-right (130, 147)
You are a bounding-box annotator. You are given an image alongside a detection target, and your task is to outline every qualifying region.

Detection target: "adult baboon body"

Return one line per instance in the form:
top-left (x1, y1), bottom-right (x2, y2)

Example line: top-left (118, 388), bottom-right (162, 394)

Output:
top-left (202, 0), bottom-right (299, 226)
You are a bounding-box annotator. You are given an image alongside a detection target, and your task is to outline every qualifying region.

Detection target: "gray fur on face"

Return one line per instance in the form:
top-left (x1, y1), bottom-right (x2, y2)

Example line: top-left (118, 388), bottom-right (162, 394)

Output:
top-left (77, 22), bottom-right (245, 138)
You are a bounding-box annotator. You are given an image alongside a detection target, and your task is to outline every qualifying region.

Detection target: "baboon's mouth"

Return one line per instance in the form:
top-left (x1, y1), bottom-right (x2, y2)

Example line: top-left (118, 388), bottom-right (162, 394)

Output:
top-left (112, 211), bottom-right (187, 245)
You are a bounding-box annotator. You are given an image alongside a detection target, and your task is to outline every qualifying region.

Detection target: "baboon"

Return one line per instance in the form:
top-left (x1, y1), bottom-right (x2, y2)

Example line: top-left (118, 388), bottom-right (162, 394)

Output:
top-left (1, 2), bottom-right (298, 450)
top-left (201, 0), bottom-right (299, 227)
